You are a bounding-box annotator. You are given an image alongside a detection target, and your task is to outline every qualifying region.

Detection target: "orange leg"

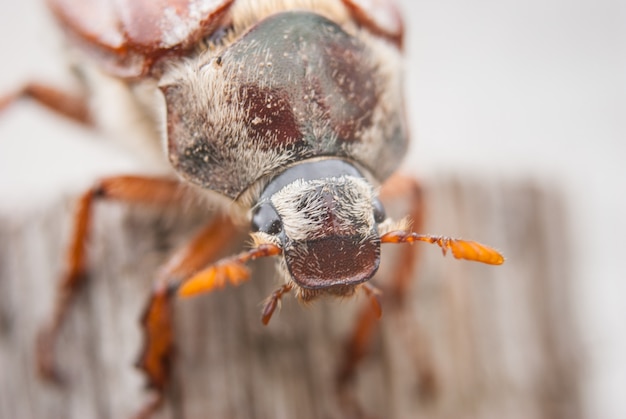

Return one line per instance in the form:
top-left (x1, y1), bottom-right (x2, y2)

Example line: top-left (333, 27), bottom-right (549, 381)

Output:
top-left (136, 233), bottom-right (280, 419)
top-left (337, 284), bottom-right (383, 387)
top-left (37, 176), bottom-right (186, 383)
top-left (261, 283), bottom-right (294, 325)
top-left (378, 173), bottom-right (424, 302)
top-left (337, 174), bottom-right (424, 385)
top-left (0, 82), bottom-right (92, 125)
top-left (133, 214), bottom-right (243, 419)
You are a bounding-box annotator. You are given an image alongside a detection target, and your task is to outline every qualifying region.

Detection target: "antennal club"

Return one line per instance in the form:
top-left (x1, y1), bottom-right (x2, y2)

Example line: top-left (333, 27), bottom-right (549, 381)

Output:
top-left (381, 231), bottom-right (505, 265)
top-left (178, 244), bottom-right (282, 297)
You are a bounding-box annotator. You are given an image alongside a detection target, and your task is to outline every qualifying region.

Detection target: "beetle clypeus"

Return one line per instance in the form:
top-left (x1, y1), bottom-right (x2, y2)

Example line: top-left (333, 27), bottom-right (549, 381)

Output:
top-left (1, 0), bottom-right (504, 417)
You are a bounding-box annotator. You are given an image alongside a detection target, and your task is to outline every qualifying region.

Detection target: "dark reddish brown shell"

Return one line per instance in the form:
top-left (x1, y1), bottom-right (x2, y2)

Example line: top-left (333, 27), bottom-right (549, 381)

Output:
top-left (47, 0), bottom-right (235, 78)
top-left (48, 0), bottom-right (403, 79)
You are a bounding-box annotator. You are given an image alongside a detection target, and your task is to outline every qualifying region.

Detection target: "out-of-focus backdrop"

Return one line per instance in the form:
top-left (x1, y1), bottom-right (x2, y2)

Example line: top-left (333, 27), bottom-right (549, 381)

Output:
top-left (0, 1), bottom-right (623, 418)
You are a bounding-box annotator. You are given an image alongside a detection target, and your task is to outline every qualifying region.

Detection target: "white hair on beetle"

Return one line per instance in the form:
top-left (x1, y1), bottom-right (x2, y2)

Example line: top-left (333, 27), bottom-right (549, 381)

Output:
top-left (271, 175), bottom-right (376, 242)
top-left (230, 0), bottom-right (353, 36)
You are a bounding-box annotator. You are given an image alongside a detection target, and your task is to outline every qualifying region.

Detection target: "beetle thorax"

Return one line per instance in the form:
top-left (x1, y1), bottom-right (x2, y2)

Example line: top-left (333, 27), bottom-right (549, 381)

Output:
top-left (271, 176), bottom-right (376, 242)
top-left (161, 10), bottom-right (407, 202)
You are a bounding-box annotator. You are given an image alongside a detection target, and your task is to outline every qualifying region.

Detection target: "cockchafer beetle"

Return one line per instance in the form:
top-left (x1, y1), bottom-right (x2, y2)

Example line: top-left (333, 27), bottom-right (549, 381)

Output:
top-left (1, 0), bottom-right (504, 416)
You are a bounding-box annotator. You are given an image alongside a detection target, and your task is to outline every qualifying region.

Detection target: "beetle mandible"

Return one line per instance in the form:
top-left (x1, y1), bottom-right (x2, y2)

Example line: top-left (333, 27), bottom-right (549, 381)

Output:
top-left (1, 0), bottom-right (504, 417)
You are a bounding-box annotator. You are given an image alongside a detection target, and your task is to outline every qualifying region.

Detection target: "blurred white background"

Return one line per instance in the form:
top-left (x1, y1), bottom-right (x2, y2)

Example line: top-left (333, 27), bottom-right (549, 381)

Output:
top-left (0, 0), bottom-right (624, 418)
top-left (397, 2), bottom-right (626, 417)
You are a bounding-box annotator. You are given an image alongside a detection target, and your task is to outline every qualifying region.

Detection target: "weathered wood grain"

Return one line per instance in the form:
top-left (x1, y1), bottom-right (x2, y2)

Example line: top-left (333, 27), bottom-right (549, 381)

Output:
top-left (0, 177), bottom-right (582, 419)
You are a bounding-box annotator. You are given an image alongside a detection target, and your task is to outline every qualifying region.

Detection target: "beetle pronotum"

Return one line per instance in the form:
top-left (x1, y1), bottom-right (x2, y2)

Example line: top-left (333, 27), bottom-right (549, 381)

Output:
top-left (1, 0), bottom-right (504, 417)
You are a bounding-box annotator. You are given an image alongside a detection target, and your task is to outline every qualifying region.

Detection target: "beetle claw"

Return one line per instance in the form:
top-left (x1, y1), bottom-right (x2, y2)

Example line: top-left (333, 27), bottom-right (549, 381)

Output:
top-left (36, 327), bottom-right (66, 386)
top-left (261, 283), bottom-right (293, 325)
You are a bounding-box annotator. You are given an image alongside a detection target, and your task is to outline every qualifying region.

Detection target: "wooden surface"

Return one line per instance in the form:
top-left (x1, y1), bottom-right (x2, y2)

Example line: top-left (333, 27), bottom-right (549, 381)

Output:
top-left (0, 177), bottom-right (583, 419)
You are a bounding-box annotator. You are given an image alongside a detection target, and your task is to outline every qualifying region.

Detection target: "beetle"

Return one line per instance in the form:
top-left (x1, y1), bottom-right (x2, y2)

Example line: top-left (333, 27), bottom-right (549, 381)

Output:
top-left (1, 0), bottom-right (504, 417)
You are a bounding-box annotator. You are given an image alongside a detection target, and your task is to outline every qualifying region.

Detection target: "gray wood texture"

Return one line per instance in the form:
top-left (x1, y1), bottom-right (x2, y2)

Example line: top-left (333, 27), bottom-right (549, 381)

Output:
top-left (0, 177), bottom-right (583, 419)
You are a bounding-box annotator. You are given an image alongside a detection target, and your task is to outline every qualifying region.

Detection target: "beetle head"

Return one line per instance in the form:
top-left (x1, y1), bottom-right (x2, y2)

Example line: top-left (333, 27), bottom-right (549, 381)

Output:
top-left (252, 159), bottom-right (385, 300)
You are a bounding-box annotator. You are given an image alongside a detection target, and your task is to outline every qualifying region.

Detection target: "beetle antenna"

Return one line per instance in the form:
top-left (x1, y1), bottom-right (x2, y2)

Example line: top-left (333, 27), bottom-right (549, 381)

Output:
top-left (380, 231), bottom-right (504, 265)
top-left (178, 244), bottom-right (282, 297)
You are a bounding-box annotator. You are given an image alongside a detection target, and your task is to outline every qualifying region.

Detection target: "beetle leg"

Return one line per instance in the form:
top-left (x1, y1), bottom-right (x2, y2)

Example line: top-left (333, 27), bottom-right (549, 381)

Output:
top-left (261, 283), bottom-right (293, 325)
top-left (361, 283), bottom-right (382, 318)
top-left (336, 175), bottom-right (423, 382)
top-left (381, 175), bottom-right (442, 398)
top-left (0, 83), bottom-right (91, 125)
top-left (378, 173), bottom-right (424, 302)
top-left (37, 176), bottom-right (185, 383)
top-left (137, 237), bottom-right (280, 416)
top-left (335, 174), bottom-right (433, 408)
top-left (337, 283), bottom-right (382, 386)
top-left (133, 213), bottom-right (241, 418)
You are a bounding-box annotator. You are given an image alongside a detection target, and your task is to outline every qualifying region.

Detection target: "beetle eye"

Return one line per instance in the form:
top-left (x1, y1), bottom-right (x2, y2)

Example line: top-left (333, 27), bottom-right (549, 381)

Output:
top-left (372, 198), bottom-right (386, 223)
top-left (267, 219), bottom-right (282, 235)
top-left (251, 204), bottom-right (283, 235)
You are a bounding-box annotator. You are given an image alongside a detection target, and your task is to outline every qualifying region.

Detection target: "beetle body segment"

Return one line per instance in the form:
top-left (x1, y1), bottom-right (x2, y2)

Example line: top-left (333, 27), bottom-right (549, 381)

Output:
top-left (162, 10), bottom-right (407, 200)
